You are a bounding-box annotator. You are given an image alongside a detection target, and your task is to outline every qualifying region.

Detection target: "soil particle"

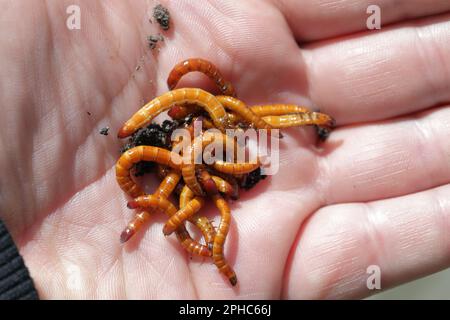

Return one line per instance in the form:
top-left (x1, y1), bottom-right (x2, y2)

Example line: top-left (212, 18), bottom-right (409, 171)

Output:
top-left (120, 121), bottom-right (177, 176)
top-left (147, 34), bottom-right (164, 49)
top-left (315, 125), bottom-right (331, 141)
top-left (239, 167), bottom-right (267, 190)
top-left (153, 4), bottom-right (170, 30)
top-left (99, 127), bottom-right (110, 135)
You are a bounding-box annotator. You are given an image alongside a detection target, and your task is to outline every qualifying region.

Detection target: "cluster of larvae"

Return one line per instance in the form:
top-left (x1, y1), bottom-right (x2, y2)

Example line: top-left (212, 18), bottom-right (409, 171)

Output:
top-left (116, 58), bottom-right (335, 286)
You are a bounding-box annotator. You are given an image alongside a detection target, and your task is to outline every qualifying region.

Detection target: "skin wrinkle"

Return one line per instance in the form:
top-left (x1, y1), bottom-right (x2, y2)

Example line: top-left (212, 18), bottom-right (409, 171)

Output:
top-left (348, 139), bottom-right (410, 189)
top-left (412, 24), bottom-right (450, 104)
top-left (119, 247), bottom-right (129, 299)
top-left (434, 189), bottom-right (450, 260)
top-left (319, 234), bottom-right (360, 276)
top-left (125, 234), bottom-right (185, 298)
top-left (284, 185), bottom-right (448, 300)
top-left (439, 116), bottom-right (450, 155)
top-left (280, 221), bottom-right (300, 298)
top-left (303, 226), bottom-right (361, 298)
top-left (279, 164), bottom-right (329, 298)
top-left (412, 27), bottom-right (443, 100)
top-left (385, 188), bottom-right (445, 289)
top-left (389, 208), bottom-right (437, 274)
top-left (362, 202), bottom-right (389, 282)
top-left (187, 259), bottom-right (201, 300)
top-left (3, 3), bottom-right (56, 235)
top-left (315, 105), bottom-right (450, 210)
top-left (18, 1), bottom-right (154, 244)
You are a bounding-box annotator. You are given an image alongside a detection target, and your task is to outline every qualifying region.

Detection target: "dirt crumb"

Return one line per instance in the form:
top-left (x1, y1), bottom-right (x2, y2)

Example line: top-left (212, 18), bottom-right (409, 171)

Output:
top-left (153, 4), bottom-right (170, 30)
top-left (147, 34), bottom-right (164, 49)
top-left (315, 125), bottom-right (331, 141)
top-left (120, 121), bottom-right (178, 176)
top-left (239, 168), bottom-right (266, 190)
top-left (99, 127), bottom-right (109, 135)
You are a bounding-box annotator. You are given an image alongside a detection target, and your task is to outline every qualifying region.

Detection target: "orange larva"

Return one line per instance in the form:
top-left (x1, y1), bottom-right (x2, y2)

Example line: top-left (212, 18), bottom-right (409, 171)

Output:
top-left (249, 104), bottom-right (310, 116)
top-left (262, 112), bottom-right (335, 128)
top-left (181, 132), bottom-right (238, 196)
top-left (211, 194), bottom-right (237, 286)
top-left (215, 96), bottom-right (273, 131)
top-left (167, 58), bottom-right (236, 96)
top-left (117, 157), bottom-right (211, 256)
top-left (198, 168), bottom-right (219, 196)
top-left (127, 194), bottom-right (211, 257)
top-left (163, 194), bottom-right (205, 236)
top-left (211, 175), bottom-right (239, 199)
top-left (118, 88), bottom-right (230, 138)
top-left (213, 160), bottom-right (260, 175)
top-left (163, 174), bottom-right (237, 237)
top-left (179, 185), bottom-right (216, 250)
top-left (115, 57), bottom-right (337, 287)
top-left (116, 146), bottom-right (182, 197)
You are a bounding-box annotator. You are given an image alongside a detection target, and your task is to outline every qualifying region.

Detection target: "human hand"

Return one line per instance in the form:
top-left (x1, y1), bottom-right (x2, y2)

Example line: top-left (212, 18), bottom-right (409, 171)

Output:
top-left (1, 0), bottom-right (450, 299)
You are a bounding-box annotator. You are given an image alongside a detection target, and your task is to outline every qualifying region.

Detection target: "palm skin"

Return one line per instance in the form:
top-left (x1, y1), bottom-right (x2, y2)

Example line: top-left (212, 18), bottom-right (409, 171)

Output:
top-left (1, 0), bottom-right (450, 299)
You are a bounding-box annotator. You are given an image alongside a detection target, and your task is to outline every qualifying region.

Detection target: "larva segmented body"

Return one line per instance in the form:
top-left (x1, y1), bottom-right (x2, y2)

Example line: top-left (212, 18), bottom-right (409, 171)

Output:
top-left (117, 148), bottom-right (181, 243)
top-left (181, 132), bottom-right (238, 196)
top-left (164, 173), bottom-right (238, 237)
top-left (211, 175), bottom-right (238, 199)
top-left (167, 104), bottom-right (201, 120)
top-left (163, 194), bottom-right (205, 236)
top-left (168, 103), bottom-right (309, 123)
top-left (163, 170), bottom-right (239, 238)
top-left (212, 194), bottom-right (237, 286)
top-left (116, 146), bottom-right (182, 197)
top-left (213, 160), bottom-right (260, 175)
top-left (167, 58), bottom-right (236, 96)
top-left (127, 194), bottom-right (211, 257)
top-left (156, 170), bottom-right (181, 198)
top-left (249, 104), bottom-right (310, 116)
top-left (159, 171), bottom-right (217, 256)
top-left (119, 169), bottom-right (211, 257)
top-left (179, 185), bottom-right (216, 250)
top-left (262, 113), bottom-right (335, 128)
top-left (118, 88), bottom-right (230, 138)
top-left (198, 168), bottom-right (219, 196)
top-left (175, 227), bottom-right (212, 258)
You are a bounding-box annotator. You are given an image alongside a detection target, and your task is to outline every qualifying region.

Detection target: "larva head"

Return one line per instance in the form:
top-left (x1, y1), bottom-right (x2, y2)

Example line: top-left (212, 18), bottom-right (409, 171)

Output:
top-left (222, 82), bottom-right (236, 97)
top-left (229, 185), bottom-right (239, 200)
top-left (202, 177), bottom-right (219, 196)
top-left (118, 124), bottom-right (134, 139)
top-left (162, 224), bottom-right (175, 236)
top-left (127, 199), bottom-right (139, 209)
top-left (167, 105), bottom-right (188, 120)
top-left (229, 275), bottom-right (238, 286)
top-left (120, 227), bottom-right (135, 243)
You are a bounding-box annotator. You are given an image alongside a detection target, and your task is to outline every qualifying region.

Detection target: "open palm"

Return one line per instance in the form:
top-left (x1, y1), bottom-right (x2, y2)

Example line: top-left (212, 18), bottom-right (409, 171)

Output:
top-left (1, 0), bottom-right (450, 299)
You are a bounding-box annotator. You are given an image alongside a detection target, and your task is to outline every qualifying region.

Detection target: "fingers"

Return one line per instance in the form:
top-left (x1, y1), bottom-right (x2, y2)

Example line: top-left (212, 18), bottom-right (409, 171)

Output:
top-left (189, 191), bottom-right (317, 298)
top-left (317, 105), bottom-right (450, 204)
top-left (303, 14), bottom-right (450, 125)
top-left (276, 0), bottom-right (450, 42)
top-left (283, 183), bottom-right (450, 299)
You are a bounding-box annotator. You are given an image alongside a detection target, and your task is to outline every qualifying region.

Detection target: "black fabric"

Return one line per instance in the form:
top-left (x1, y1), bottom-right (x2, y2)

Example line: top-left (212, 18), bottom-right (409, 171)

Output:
top-left (0, 219), bottom-right (39, 299)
